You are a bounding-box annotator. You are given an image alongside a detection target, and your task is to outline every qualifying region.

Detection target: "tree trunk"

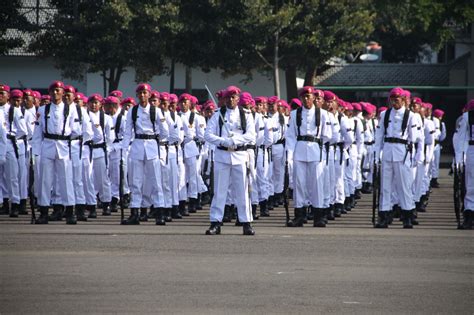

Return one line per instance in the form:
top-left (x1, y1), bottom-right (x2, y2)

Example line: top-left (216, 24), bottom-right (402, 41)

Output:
top-left (303, 65), bottom-right (317, 86)
top-left (102, 70), bottom-right (107, 96)
top-left (273, 32), bottom-right (281, 98)
top-left (169, 58), bottom-right (175, 93)
top-left (285, 64), bottom-right (298, 100)
top-left (185, 66), bottom-right (192, 93)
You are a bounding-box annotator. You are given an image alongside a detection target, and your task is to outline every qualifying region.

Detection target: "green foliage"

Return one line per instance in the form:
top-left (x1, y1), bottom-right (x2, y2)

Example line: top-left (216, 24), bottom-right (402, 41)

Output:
top-left (0, 0), bottom-right (32, 55)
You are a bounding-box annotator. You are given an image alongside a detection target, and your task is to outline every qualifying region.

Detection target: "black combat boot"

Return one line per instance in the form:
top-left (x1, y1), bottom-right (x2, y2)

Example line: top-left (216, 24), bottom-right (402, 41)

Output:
top-left (102, 202), bottom-right (111, 216)
top-left (392, 204), bottom-right (401, 219)
top-left (87, 205), bottom-right (97, 219)
top-left (430, 178), bottom-right (440, 188)
top-left (122, 193), bottom-right (130, 208)
top-left (349, 194), bottom-right (356, 208)
top-left (75, 204), bottom-right (87, 222)
top-left (65, 206), bottom-right (77, 225)
top-left (387, 211), bottom-right (393, 225)
top-left (196, 194), bottom-right (203, 210)
top-left (49, 204), bottom-right (64, 221)
top-left (235, 215), bottom-right (242, 226)
top-left (9, 203), bottom-right (19, 218)
top-left (179, 200), bottom-right (189, 216)
top-left (139, 208), bottom-right (148, 221)
top-left (267, 196), bottom-right (274, 211)
top-left (205, 222), bottom-right (221, 235)
top-left (355, 189), bottom-right (362, 200)
top-left (418, 197), bottom-right (427, 212)
top-left (121, 208), bottom-right (140, 225)
top-left (164, 208), bottom-right (172, 222)
top-left (462, 210), bottom-right (473, 230)
top-left (344, 197), bottom-right (351, 212)
top-left (242, 222), bottom-right (255, 235)
top-left (307, 206), bottom-right (314, 220)
top-left (0, 198), bottom-right (9, 215)
top-left (110, 197), bottom-right (119, 213)
top-left (327, 205), bottom-right (335, 221)
top-left (259, 200), bottom-right (269, 217)
top-left (334, 203), bottom-right (343, 217)
top-left (201, 192), bottom-right (211, 205)
top-left (313, 208), bottom-right (326, 227)
top-left (252, 204), bottom-right (259, 220)
top-left (171, 205), bottom-right (182, 219)
top-left (374, 211), bottom-right (388, 228)
top-left (188, 198), bottom-right (197, 213)
top-left (230, 204), bottom-right (237, 220)
top-left (402, 210), bottom-right (413, 229)
top-left (155, 208), bottom-right (166, 225)
top-left (223, 205), bottom-right (232, 222)
top-left (19, 199), bottom-right (28, 215)
top-left (35, 207), bottom-right (49, 224)
top-left (412, 209), bottom-right (419, 225)
top-left (287, 208), bottom-right (305, 227)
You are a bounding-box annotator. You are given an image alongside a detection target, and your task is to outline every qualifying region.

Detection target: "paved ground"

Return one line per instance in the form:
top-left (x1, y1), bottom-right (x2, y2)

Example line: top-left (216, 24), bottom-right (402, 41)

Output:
top-left (1, 169), bottom-right (473, 314)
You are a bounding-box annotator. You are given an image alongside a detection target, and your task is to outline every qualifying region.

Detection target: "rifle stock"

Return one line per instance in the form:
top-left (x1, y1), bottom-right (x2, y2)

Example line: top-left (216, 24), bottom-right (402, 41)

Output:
top-left (119, 150), bottom-right (125, 223)
top-left (372, 153), bottom-right (379, 225)
top-left (453, 163), bottom-right (462, 229)
top-left (284, 151), bottom-right (290, 226)
top-left (29, 152), bottom-right (36, 224)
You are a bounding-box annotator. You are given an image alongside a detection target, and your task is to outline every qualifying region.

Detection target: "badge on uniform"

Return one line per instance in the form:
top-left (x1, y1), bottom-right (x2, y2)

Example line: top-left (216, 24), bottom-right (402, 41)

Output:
top-left (200, 124), bottom-right (204, 128)
top-left (95, 124), bottom-right (100, 128)
top-left (160, 118), bottom-right (165, 122)
top-left (174, 124), bottom-right (178, 129)
top-left (189, 124), bottom-right (193, 128)
top-left (74, 118), bottom-right (80, 122)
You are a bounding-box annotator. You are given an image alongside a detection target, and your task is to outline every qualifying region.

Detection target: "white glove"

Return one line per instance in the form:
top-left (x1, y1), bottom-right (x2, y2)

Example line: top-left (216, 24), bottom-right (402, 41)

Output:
top-left (221, 137), bottom-right (234, 148)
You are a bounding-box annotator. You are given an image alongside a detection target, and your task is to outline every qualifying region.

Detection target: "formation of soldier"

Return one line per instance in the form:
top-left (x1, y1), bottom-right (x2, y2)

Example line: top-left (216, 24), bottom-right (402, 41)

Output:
top-left (0, 81), bottom-right (472, 235)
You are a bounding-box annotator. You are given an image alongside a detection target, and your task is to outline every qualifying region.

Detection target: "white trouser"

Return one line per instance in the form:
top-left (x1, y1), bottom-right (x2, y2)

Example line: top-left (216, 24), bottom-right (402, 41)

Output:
top-left (82, 157), bottom-right (96, 205)
top-left (362, 146), bottom-right (373, 183)
top-left (293, 160), bottom-right (325, 208)
top-left (19, 149), bottom-right (28, 200)
top-left (380, 160), bottom-right (414, 211)
top-left (334, 152), bottom-right (345, 204)
top-left (413, 162), bottom-right (424, 202)
top-left (129, 157), bottom-right (163, 208)
top-left (247, 149), bottom-right (258, 204)
top-left (272, 146), bottom-right (285, 195)
top-left (256, 146), bottom-right (272, 202)
top-left (184, 156), bottom-right (198, 199)
top-left (422, 160), bottom-right (431, 195)
top-left (323, 150), bottom-right (335, 206)
top-left (344, 157), bottom-right (355, 197)
top-left (196, 154), bottom-right (207, 194)
top-left (160, 157), bottom-right (172, 208)
top-left (72, 152), bottom-right (85, 204)
top-left (92, 156), bottom-right (111, 203)
top-left (209, 161), bottom-right (252, 223)
top-left (431, 145), bottom-right (441, 179)
top-left (38, 154), bottom-right (75, 206)
top-left (177, 158), bottom-right (187, 201)
top-left (109, 149), bottom-right (130, 200)
top-left (169, 156), bottom-right (179, 206)
top-left (465, 147), bottom-right (474, 211)
top-left (4, 151), bottom-right (23, 203)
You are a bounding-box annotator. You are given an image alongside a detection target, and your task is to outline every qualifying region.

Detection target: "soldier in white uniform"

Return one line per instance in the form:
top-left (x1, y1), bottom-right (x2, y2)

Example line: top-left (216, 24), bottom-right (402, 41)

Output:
top-left (121, 83), bottom-right (169, 225)
top-left (374, 88), bottom-right (420, 228)
top-left (204, 85), bottom-right (256, 235)
top-left (271, 100), bottom-right (289, 208)
top-left (430, 109), bottom-right (446, 188)
top-left (286, 86), bottom-right (332, 227)
top-left (33, 81), bottom-right (80, 224)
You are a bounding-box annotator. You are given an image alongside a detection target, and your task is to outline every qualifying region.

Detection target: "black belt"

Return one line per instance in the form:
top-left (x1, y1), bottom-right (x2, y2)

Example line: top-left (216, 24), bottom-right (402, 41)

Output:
top-left (135, 134), bottom-right (157, 140)
top-left (7, 134), bottom-right (24, 159)
top-left (160, 141), bottom-right (169, 146)
top-left (246, 144), bottom-right (256, 150)
top-left (275, 139), bottom-right (285, 145)
top-left (88, 142), bottom-right (106, 149)
top-left (296, 135), bottom-right (322, 144)
top-left (44, 133), bottom-right (71, 141)
top-left (435, 140), bottom-right (441, 145)
top-left (384, 137), bottom-right (408, 145)
top-left (217, 145), bottom-right (248, 152)
top-left (71, 136), bottom-right (83, 141)
top-left (113, 138), bottom-right (123, 143)
top-left (364, 141), bottom-right (374, 145)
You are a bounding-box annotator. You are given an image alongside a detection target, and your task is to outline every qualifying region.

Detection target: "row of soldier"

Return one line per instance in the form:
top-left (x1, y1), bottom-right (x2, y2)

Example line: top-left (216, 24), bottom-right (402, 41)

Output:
top-left (0, 82), bottom-right (456, 234)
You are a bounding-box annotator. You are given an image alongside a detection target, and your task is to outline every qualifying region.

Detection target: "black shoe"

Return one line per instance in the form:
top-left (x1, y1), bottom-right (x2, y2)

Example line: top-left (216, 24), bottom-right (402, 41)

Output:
top-left (196, 194), bottom-right (203, 210)
top-left (102, 202), bottom-right (111, 216)
top-left (252, 204), bottom-right (259, 220)
top-left (334, 203), bottom-right (342, 217)
top-left (402, 210), bottom-right (413, 229)
top-left (350, 194), bottom-right (357, 208)
top-left (361, 182), bottom-right (372, 194)
top-left (392, 204), bottom-right (401, 218)
top-left (374, 211), bottom-right (388, 228)
top-left (49, 204), bottom-right (64, 221)
top-left (121, 194), bottom-right (130, 208)
top-left (35, 207), bottom-right (49, 224)
top-left (327, 205), bottom-right (335, 221)
top-left (242, 222), bottom-right (255, 235)
top-left (9, 203), bottom-right (20, 218)
top-left (189, 198), bottom-right (197, 213)
top-left (87, 205), bottom-right (97, 219)
top-left (235, 216), bottom-right (243, 226)
top-left (171, 206), bottom-right (182, 219)
top-left (155, 208), bottom-right (166, 225)
top-left (259, 200), bottom-right (269, 217)
top-left (313, 208), bottom-right (326, 227)
top-left (267, 196), bottom-right (274, 211)
top-left (344, 198), bottom-right (351, 212)
top-left (230, 204), bottom-right (237, 219)
top-left (287, 208), bottom-right (305, 227)
top-left (110, 197), bottom-right (119, 213)
top-left (355, 189), bottom-right (362, 200)
top-left (223, 205), bottom-right (232, 222)
top-left (164, 208), bottom-right (172, 222)
top-left (75, 204), bottom-right (88, 222)
top-left (201, 192), bottom-right (211, 205)
top-left (462, 210), bottom-right (473, 230)
top-left (179, 201), bottom-right (189, 216)
top-left (121, 208), bottom-right (140, 225)
top-left (0, 198), bottom-right (9, 215)
top-left (65, 206), bottom-right (77, 225)
top-left (205, 222), bottom-right (221, 235)
top-left (139, 208), bottom-right (148, 222)
top-left (18, 199), bottom-right (28, 215)
top-left (430, 178), bottom-right (440, 188)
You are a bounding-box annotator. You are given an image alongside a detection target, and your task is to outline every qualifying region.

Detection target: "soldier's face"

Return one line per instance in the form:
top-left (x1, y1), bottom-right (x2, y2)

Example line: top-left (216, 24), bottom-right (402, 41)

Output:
top-left (301, 93), bottom-right (314, 109)
top-left (169, 102), bottom-right (177, 112)
top-left (11, 97), bottom-right (22, 107)
top-left (390, 96), bottom-right (403, 109)
top-left (227, 94), bottom-right (239, 109)
top-left (76, 99), bottom-right (84, 108)
top-left (160, 100), bottom-right (169, 111)
top-left (136, 90), bottom-right (150, 106)
top-left (150, 97), bottom-right (160, 107)
top-left (410, 103), bottom-right (420, 113)
top-left (268, 102), bottom-right (277, 114)
top-left (88, 100), bottom-right (101, 113)
top-left (0, 91), bottom-right (8, 104)
top-left (123, 103), bottom-right (132, 111)
top-left (180, 100), bottom-right (190, 112)
top-left (49, 88), bottom-right (64, 103)
top-left (204, 108), bottom-right (214, 118)
top-left (104, 103), bottom-right (118, 115)
top-left (34, 98), bottom-right (41, 108)
top-left (64, 92), bottom-right (75, 105)
top-left (314, 96), bottom-right (324, 108)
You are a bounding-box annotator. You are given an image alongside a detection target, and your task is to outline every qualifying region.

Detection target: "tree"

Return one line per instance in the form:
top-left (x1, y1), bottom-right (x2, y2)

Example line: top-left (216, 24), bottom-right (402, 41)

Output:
top-left (0, 0), bottom-right (32, 55)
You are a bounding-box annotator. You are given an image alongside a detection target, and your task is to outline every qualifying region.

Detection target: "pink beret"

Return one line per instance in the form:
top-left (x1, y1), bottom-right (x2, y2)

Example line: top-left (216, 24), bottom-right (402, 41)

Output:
top-left (10, 89), bottom-right (23, 98)
top-left (412, 97), bottom-right (422, 104)
top-left (364, 105), bottom-right (375, 115)
top-left (179, 93), bottom-right (192, 102)
top-left (169, 94), bottom-right (178, 103)
top-left (401, 89), bottom-right (411, 98)
top-left (88, 93), bottom-right (103, 102)
top-left (424, 103), bottom-right (433, 110)
top-left (23, 89), bottom-right (34, 97)
top-left (109, 90), bottom-right (123, 98)
top-left (104, 96), bottom-right (119, 104)
top-left (195, 105), bottom-right (202, 111)
top-left (352, 102), bottom-right (362, 111)
top-left (432, 109), bottom-right (444, 118)
top-left (41, 95), bottom-right (51, 101)
top-left (464, 99), bottom-right (474, 111)
top-left (203, 100), bottom-right (216, 111)
top-left (239, 92), bottom-right (254, 107)
top-left (75, 92), bottom-right (85, 99)
top-left (150, 91), bottom-right (161, 99)
top-left (224, 86), bottom-right (241, 98)
top-left (254, 96), bottom-right (268, 103)
top-left (121, 97), bottom-right (136, 106)
top-left (268, 96), bottom-right (279, 104)
top-left (299, 86), bottom-right (314, 97)
top-left (33, 91), bottom-right (41, 99)
top-left (49, 80), bottom-right (65, 91)
top-left (378, 106), bottom-right (388, 114)
top-left (290, 98), bottom-right (302, 108)
top-left (215, 90), bottom-right (224, 98)
top-left (159, 92), bottom-right (170, 101)
top-left (0, 84), bottom-right (10, 92)
top-left (276, 99), bottom-right (289, 109)
top-left (314, 89), bottom-right (324, 98)
top-left (323, 91), bottom-right (337, 102)
top-left (136, 83), bottom-right (152, 93)
top-left (64, 85), bottom-right (76, 94)
top-left (345, 103), bottom-right (354, 111)
top-left (191, 95), bottom-right (198, 105)
top-left (389, 87), bottom-right (404, 98)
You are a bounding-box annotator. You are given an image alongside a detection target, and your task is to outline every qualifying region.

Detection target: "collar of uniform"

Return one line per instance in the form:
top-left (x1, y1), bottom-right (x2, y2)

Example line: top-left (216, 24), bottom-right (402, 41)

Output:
top-left (393, 106), bottom-right (405, 114)
top-left (52, 101), bottom-right (65, 109)
top-left (139, 103), bottom-right (150, 114)
top-left (302, 106), bottom-right (314, 113)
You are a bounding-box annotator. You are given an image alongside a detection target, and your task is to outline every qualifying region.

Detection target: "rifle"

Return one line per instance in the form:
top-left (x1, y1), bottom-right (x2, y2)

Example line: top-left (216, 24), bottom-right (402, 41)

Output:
top-left (209, 150), bottom-right (214, 201)
top-left (29, 151), bottom-right (36, 224)
top-left (284, 150), bottom-right (290, 226)
top-left (453, 162), bottom-right (462, 229)
top-left (372, 152), bottom-right (379, 225)
top-left (119, 149), bottom-right (125, 223)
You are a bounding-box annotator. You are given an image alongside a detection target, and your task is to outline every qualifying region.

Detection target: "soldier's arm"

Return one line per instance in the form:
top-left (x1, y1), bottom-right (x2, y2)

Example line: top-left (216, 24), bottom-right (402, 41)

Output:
top-left (14, 107), bottom-right (28, 138)
top-left (204, 112), bottom-right (227, 146)
top-left (106, 115), bottom-right (115, 146)
top-left (285, 111), bottom-right (297, 154)
top-left (82, 109), bottom-right (93, 142)
top-left (373, 111), bottom-right (386, 160)
top-left (340, 116), bottom-right (354, 148)
top-left (122, 109), bottom-right (133, 150)
top-left (31, 107), bottom-right (44, 155)
top-left (68, 106), bottom-right (81, 138)
top-left (156, 110), bottom-right (169, 140)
